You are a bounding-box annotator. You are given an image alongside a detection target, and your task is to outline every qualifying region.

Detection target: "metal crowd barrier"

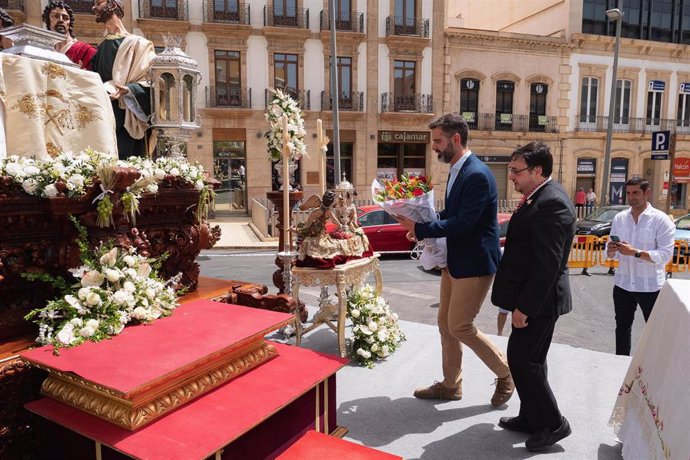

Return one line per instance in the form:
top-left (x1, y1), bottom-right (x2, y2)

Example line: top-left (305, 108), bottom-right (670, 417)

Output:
top-left (567, 236), bottom-right (689, 274)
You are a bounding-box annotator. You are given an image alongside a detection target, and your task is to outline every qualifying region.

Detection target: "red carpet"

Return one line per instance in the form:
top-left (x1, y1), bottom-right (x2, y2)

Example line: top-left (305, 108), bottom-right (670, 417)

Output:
top-left (27, 343), bottom-right (347, 460)
top-left (278, 430), bottom-right (402, 459)
top-left (21, 300), bottom-right (292, 395)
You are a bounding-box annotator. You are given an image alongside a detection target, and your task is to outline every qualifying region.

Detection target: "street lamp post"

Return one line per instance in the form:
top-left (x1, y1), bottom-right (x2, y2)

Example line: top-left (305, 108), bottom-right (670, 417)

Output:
top-left (601, 7), bottom-right (623, 206)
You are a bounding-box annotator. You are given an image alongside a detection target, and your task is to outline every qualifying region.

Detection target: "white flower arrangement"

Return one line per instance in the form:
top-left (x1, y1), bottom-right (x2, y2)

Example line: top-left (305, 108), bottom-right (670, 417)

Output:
top-left (265, 88), bottom-right (307, 162)
top-left (24, 218), bottom-right (180, 352)
top-left (347, 284), bottom-right (405, 368)
top-left (0, 149), bottom-right (214, 227)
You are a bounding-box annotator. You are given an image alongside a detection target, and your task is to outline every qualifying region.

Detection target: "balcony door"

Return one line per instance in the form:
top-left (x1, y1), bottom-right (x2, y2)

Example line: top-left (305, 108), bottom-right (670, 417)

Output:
top-left (678, 89), bottom-right (690, 130)
top-left (150, 0), bottom-right (178, 19)
top-left (335, 0), bottom-right (351, 29)
top-left (614, 79), bottom-right (632, 126)
top-left (394, 0), bottom-right (416, 34)
top-left (214, 0), bottom-right (239, 22)
top-left (394, 60), bottom-right (416, 111)
top-left (460, 78), bottom-right (479, 129)
top-left (529, 83), bottom-right (548, 131)
top-left (580, 77), bottom-right (598, 124)
top-left (495, 80), bottom-right (514, 130)
top-left (215, 50), bottom-right (240, 107)
top-left (336, 56), bottom-right (352, 109)
top-left (274, 0), bottom-right (297, 26)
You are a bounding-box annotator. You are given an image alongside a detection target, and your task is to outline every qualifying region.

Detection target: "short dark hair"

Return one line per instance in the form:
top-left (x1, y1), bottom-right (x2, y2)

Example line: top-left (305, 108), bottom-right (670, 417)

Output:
top-left (0, 8), bottom-right (14, 28)
top-left (428, 113), bottom-right (469, 147)
top-left (511, 141), bottom-right (553, 177)
top-left (42, 1), bottom-right (75, 38)
top-left (625, 177), bottom-right (649, 192)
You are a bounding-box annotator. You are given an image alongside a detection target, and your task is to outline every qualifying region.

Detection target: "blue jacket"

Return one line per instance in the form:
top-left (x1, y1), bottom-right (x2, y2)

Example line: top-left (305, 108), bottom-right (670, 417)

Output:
top-left (415, 154), bottom-right (501, 278)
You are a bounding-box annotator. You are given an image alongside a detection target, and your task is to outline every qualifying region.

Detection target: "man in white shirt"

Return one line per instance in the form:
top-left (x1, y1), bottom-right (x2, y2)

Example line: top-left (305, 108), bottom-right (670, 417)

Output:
top-left (606, 178), bottom-right (675, 355)
top-left (586, 188), bottom-right (596, 212)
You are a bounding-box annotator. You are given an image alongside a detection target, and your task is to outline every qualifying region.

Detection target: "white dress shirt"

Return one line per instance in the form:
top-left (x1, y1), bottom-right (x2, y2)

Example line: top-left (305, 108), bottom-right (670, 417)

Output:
top-left (447, 151), bottom-right (471, 197)
top-left (609, 203), bottom-right (675, 292)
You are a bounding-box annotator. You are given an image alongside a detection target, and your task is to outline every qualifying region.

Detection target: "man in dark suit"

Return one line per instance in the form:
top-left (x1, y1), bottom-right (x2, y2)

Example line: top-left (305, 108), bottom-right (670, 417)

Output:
top-left (491, 142), bottom-right (576, 452)
top-left (396, 113), bottom-right (514, 407)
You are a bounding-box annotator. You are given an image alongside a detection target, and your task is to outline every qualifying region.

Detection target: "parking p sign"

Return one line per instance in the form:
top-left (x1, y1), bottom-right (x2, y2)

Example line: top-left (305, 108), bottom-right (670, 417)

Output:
top-left (651, 131), bottom-right (670, 160)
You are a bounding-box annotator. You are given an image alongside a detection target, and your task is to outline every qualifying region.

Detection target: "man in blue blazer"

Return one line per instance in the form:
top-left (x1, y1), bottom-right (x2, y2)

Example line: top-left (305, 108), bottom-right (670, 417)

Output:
top-left (396, 113), bottom-right (514, 407)
top-left (491, 142), bottom-right (576, 452)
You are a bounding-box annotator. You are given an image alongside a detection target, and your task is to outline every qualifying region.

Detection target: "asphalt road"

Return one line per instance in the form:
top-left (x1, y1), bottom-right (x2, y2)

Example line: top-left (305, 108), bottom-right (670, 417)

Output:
top-left (198, 250), bottom-right (689, 355)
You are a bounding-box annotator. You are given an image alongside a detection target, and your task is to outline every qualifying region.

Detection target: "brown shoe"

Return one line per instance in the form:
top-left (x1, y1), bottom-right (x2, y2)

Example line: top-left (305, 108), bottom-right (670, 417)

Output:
top-left (413, 381), bottom-right (462, 400)
top-left (491, 374), bottom-right (514, 407)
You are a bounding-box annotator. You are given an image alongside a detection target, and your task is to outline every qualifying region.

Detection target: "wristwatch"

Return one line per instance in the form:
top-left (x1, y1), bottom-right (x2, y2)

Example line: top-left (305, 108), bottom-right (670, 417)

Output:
top-left (634, 251), bottom-right (642, 258)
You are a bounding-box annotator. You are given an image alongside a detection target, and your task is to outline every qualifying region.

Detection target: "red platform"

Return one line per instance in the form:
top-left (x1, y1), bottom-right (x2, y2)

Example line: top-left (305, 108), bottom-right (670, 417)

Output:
top-left (277, 430), bottom-right (402, 459)
top-left (27, 343), bottom-right (347, 459)
top-left (21, 300), bottom-right (292, 396)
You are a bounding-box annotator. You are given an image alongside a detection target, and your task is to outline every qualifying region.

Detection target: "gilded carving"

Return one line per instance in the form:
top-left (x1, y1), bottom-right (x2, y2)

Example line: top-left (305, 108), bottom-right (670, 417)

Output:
top-left (37, 342), bottom-right (278, 430)
top-left (41, 62), bottom-right (68, 80)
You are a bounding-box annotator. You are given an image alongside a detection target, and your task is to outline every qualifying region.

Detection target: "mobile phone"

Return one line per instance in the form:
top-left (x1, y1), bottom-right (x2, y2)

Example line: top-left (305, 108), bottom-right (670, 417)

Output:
top-left (610, 235), bottom-right (620, 242)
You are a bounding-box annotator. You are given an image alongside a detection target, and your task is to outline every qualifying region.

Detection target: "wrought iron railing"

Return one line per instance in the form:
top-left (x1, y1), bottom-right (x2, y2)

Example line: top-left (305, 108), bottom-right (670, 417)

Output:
top-left (381, 92), bottom-right (433, 113)
top-left (576, 115), bottom-right (681, 134)
top-left (528, 114), bottom-right (558, 133)
top-left (264, 6), bottom-right (309, 28)
top-left (206, 86), bottom-right (252, 109)
top-left (319, 10), bottom-right (364, 32)
top-left (385, 15), bottom-right (429, 38)
top-left (139, 0), bottom-right (188, 20)
top-left (266, 88), bottom-right (310, 110)
top-left (67, 0), bottom-right (93, 14)
top-left (203, 1), bottom-right (250, 24)
top-left (321, 91), bottom-right (364, 111)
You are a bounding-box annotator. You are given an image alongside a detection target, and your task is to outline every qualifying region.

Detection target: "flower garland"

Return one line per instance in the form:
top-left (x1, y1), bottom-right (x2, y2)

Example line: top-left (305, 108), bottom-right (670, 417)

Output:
top-left (265, 88), bottom-right (307, 162)
top-left (0, 149), bottom-right (214, 227)
top-left (24, 218), bottom-right (180, 353)
top-left (347, 284), bottom-right (405, 368)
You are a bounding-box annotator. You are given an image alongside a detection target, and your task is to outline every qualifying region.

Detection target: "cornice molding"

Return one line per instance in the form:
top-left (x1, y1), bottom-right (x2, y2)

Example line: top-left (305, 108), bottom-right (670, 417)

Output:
top-left (446, 28), bottom-right (571, 53)
top-left (571, 33), bottom-right (689, 61)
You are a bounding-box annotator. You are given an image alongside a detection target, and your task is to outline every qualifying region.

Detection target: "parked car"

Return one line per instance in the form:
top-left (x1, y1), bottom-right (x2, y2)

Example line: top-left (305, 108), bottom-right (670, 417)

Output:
top-left (575, 205), bottom-right (630, 237)
top-left (675, 213), bottom-right (690, 243)
top-left (673, 213), bottom-right (690, 260)
top-left (327, 205), bottom-right (512, 254)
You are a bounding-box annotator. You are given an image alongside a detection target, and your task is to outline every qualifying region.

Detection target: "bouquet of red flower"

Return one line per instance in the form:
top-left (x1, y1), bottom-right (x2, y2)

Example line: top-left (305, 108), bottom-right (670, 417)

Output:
top-left (372, 174), bottom-right (446, 270)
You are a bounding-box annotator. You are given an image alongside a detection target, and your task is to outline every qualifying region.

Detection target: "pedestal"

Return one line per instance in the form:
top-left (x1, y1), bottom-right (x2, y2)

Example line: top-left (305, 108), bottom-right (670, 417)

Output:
top-left (292, 255), bottom-right (383, 357)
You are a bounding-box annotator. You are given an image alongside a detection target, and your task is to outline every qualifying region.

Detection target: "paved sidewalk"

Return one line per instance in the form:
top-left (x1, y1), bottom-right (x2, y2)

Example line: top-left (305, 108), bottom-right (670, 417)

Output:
top-left (208, 218), bottom-right (278, 249)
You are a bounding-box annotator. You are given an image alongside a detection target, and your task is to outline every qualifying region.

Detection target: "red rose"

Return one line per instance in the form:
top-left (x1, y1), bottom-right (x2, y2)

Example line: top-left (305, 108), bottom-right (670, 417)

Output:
top-left (412, 188), bottom-right (424, 196)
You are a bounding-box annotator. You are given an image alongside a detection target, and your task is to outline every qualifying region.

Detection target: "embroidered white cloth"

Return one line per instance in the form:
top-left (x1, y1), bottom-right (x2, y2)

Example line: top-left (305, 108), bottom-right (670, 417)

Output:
top-left (609, 204), bottom-right (675, 292)
top-left (608, 279), bottom-right (690, 460)
top-left (0, 53), bottom-right (116, 159)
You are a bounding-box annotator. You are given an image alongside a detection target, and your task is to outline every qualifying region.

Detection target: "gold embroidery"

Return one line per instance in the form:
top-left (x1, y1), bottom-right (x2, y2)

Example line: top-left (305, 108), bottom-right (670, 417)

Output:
top-left (41, 62), bottom-right (67, 80)
top-left (8, 92), bottom-right (102, 134)
top-left (45, 142), bottom-right (61, 158)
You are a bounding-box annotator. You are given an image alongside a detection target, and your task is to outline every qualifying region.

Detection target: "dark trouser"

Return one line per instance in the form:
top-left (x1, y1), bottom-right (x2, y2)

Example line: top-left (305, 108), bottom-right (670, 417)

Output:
top-left (508, 315), bottom-right (562, 430)
top-left (613, 285), bottom-right (659, 356)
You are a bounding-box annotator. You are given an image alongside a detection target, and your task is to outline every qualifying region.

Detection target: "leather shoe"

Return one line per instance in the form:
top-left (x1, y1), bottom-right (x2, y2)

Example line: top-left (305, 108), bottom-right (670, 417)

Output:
top-left (525, 417), bottom-right (572, 451)
top-left (413, 381), bottom-right (462, 400)
top-left (498, 416), bottom-right (535, 434)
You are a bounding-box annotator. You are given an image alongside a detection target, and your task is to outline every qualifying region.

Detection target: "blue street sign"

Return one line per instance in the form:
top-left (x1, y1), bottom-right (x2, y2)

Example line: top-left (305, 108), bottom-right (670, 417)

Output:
top-left (651, 130), bottom-right (670, 160)
top-left (681, 83), bottom-right (690, 94)
top-left (648, 80), bottom-right (665, 92)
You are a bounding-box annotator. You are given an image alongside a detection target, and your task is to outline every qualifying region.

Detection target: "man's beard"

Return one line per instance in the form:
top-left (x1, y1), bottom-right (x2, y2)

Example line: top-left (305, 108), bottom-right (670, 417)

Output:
top-left (53, 23), bottom-right (67, 34)
top-left (95, 7), bottom-right (114, 23)
top-left (436, 144), bottom-right (455, 164)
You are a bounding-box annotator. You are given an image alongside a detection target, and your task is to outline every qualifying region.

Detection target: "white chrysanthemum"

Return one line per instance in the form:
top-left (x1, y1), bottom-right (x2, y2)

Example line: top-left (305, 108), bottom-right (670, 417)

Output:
top-left (43, 183), bottom-right (59, 197)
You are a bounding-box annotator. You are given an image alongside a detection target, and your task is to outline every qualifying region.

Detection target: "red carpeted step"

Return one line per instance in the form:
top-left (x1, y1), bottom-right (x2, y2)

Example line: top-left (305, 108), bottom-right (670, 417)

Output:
top-left (277, 430), bottom-right (402, 460)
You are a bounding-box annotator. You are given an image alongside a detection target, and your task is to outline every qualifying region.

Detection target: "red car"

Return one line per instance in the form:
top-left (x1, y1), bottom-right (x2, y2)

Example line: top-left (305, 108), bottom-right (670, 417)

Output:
top-left (346, 205), bottom-right (512, 254)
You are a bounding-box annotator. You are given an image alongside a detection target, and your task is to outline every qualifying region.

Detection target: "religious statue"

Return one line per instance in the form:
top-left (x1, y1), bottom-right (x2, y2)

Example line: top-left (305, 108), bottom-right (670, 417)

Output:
top-left (295, 190), bottom-right (371, 268)
top-left (91, 0), bottom-right (155, 159)
top-left (42, 1), bottom-right (96, 70)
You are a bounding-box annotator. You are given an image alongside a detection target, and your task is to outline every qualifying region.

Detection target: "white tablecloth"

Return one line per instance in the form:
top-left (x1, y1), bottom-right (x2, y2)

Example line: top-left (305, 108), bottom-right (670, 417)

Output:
top-left (609, 279), bottom-right (690, 460)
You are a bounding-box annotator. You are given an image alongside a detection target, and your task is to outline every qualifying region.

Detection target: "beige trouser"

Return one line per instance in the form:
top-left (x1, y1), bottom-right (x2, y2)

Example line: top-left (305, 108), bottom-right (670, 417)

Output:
top-left (439, 269), bottom-right (510, 389)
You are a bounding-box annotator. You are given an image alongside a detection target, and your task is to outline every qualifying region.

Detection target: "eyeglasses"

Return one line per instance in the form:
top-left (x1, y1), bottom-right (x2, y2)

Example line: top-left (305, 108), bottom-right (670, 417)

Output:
top-left (508, 166), bottom-right (530, 175)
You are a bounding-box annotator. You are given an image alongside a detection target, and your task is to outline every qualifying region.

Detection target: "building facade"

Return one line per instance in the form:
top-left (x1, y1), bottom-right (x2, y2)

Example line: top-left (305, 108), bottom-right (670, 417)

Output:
top-left (447, 0), bottom-right (690, 213)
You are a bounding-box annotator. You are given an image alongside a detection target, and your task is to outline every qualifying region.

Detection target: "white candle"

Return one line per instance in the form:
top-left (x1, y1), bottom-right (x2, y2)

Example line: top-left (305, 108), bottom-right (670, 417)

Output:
top-left (317, 119), bottom-right (325, 196)
top-left (282, 114), bottom-right (290, 252)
